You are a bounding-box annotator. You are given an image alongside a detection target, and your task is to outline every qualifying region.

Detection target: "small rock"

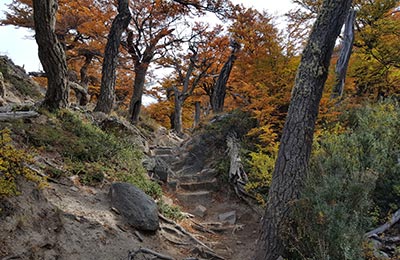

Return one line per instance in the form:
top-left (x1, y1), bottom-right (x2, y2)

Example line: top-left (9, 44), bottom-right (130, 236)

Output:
top-left (218, 210), bottom-right (236, 225)
top-left (193, 204), bottom-right (207, 218)
top-left (70, 186), bottom-right (79, 192)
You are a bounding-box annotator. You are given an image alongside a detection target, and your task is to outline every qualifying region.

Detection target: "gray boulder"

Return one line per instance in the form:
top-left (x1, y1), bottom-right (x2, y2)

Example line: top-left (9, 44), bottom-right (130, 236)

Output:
top-left (109, 182), bottom-right (159, 231)
top-left (153, 157), bottom-right (173, 182)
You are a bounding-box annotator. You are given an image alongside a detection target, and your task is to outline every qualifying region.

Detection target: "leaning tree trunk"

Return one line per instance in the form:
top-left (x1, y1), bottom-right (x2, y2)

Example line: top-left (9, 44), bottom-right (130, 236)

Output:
top-left (129, 64), bottom-right (148, 123)
top-left (211, 42), bottom-right (239, 113)
top-left (33, 0), bottom-right (68, 110)
top-left (254, 1), bottom-right (353, 259)
top-left (332, 8), bottom-right (356, 98)
top-left (94, 0), bottom-right (131, 113)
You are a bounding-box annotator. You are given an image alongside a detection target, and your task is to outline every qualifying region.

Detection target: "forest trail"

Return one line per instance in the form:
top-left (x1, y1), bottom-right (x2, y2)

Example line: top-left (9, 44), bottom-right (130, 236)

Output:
top-left (149, 128), bottom-right (262, 259)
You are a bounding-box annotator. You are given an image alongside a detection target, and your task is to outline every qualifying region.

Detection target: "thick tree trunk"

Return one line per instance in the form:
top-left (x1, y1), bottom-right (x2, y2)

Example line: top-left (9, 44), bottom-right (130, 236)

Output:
top-left (193, 101), bottom-right (201, 128)
top-left (332, 8), bottom-right (356, 98)
top-left (129, 64), bottom-right (148, 123)
top-left (94, 0), bottom-right (131, 113)
top-left (211, 41), bottom-right (240, 113)
top-left (33, 0), bottom-right (68, 110)
top-left (254, 1), bottom-right (352, 259)
top-left (173, 93), bottom-right (184, 134)
top-left (170, 86), bottom-right (185, 134)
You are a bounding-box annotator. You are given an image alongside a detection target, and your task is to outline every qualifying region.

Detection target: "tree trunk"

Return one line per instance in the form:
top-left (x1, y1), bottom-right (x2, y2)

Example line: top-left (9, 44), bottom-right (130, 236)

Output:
top-left (170, 86), bottom-right (185, 134)
top-left (193, 101), bottom-right (201, 128)
top-left (94, 0), bottom-right (131, 113)
top-left (129, 64), bottom-right (148, 123)
top-left (211, 41), bottom-right (240, 113)
top-left (254, 1), bottom-right (352, 259)
top-left (332, 8), bottom-right (356, 98)
top-left (33, 0), bottom-right (68, 110)
top-left (77, 50), bottom-right (95, 106)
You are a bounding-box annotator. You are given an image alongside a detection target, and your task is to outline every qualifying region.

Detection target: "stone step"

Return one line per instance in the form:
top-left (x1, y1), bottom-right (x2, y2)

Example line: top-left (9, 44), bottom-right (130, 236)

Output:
top-left (152, 147), bottom-right (175, 156)
top-left (176, 191), bottom-right (212, 205)
top-left (177, 168), bottom-right (218, 183)
top-left (155, 154), bottom-right (180, 165)
top-left (179, 178), bottom-right (219, 192)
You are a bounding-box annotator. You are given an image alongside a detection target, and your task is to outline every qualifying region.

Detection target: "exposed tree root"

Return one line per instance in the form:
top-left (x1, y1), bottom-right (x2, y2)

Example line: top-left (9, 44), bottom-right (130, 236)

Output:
top-left (128, 247), bottom-right (174, 260)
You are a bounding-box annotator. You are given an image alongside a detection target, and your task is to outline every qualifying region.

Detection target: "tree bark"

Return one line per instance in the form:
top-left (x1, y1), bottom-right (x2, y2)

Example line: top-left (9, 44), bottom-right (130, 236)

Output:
top-left (193, 101), bottom-right (201, 128)
top-left (211, 40), bottom-right (240, 113)
top-left (33, 0), bottom-right (68, 110)
top-left (94, 0), bottom-right (131, 113)
top-left (332, 8), bottom-right (356, 98)
top-left (77, 49), bottom-right (98, 106)
top-left (254, 1), bottom-right (352, 259)
top-left (173, 89), bottom-right (184, 135)
top-left (129, 64), bottom-right (148, 123)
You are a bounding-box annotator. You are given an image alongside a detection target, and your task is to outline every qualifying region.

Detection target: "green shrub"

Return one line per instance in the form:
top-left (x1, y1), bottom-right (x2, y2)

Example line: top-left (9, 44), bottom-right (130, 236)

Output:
top-left (17, 109), bottom-right (161, 198)
top-left (287, 100), bottom-right (400, 260)
top-left (0, 128), bottom-right (45, 198)
top-left (245, 145), bottom-right (277, 205)
top-left (158, 200), bottom-right (184, 221)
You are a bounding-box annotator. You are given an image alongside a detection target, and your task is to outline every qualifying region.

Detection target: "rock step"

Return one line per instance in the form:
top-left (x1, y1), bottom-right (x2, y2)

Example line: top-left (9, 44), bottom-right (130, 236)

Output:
top-left (179, 178), bottom-right (219, 192)
top-left (176, 191), bottom-right (212, 205)
top-left (152, 147), bottom-right (175, 156)
top-left (177, 169), bottom-right (218, 183)
top-left (155, 154), bottom-right (180, 165)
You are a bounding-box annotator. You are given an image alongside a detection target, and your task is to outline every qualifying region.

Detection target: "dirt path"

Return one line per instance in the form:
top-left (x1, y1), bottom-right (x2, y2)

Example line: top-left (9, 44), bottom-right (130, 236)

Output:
top-left (151, 129), bottom-right (262, 260)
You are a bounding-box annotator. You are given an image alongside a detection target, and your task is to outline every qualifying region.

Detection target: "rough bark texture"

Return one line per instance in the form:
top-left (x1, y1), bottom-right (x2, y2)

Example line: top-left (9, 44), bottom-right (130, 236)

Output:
top-left (33, 0), bottom-right (68, 110)
top-left (173, 89), bottom-right (183, 135)
top-left (94, 0), bottom-right (131, 113)
top-left (129, 64), bottom-right (148, 123)
top-left (211, 40), bottom-right (240, 113)
top-left (254, 1), bottom-right (353, 259)
top-left (332, 8), bottom-right (356, 98)
top-left (193, 101), bottom-right (201, 128)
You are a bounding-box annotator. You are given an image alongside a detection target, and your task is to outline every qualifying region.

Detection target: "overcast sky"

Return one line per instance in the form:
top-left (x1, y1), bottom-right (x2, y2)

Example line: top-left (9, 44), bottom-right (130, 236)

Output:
top-left (0, 0), bottom-right (294, 72)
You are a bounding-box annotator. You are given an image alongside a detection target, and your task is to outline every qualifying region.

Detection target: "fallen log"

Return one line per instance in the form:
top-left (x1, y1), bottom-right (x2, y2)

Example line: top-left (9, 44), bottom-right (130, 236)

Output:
top-left (365, 208), bottom-right (400, 237)
top-left (0, 111), bottom-right (39, 121)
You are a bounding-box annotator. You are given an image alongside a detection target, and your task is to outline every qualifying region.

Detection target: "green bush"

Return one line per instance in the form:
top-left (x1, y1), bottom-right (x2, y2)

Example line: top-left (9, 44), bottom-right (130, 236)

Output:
top-left (158, 200), bottom-right (184, 221)
top-left (287, 101), bottom-right (400, 260)
top-left (19, 110), bottom-right (161, 198)
top-left (0, 128), bottom-right (45, 198)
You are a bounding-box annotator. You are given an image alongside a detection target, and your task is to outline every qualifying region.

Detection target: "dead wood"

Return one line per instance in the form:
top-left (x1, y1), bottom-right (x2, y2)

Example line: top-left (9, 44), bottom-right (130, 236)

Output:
top-left (128, 247), bottom-right (174, 260)
top-left (0, 111), bottom-right (39, 121)
top-left (365, 208), bottom-right (400, 237)
top-left (190, 221), bottom-right (216, 234)
top-left (226, 132), bottom-right (264, 216)
top-left (159, 214), bottom-right (213, 252)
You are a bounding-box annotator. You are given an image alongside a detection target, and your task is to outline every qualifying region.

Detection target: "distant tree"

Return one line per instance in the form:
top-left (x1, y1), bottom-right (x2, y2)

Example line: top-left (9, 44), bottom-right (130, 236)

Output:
top-left (211, 39), bottom-right (240, 113)
top-left (161, 24), bottom-right (231, 133)
top-left (123, 0), bottom-right (185, 123)
top-left (94, 0), bottom-right (131, 113)
top-left (32, 0), bottom-right (69, 110)
top-left (254, 0), bottom-right (353, 259)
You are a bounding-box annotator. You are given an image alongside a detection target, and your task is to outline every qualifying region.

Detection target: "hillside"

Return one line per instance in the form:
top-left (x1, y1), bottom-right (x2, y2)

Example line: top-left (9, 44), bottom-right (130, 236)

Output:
top-left (0, 56), bottom-right (262, 260)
